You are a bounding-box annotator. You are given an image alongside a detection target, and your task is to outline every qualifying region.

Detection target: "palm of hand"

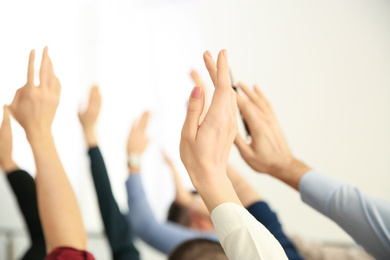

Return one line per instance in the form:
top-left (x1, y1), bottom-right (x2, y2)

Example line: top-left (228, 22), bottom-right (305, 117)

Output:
top-left (9, 48), bottom-right (61, 135)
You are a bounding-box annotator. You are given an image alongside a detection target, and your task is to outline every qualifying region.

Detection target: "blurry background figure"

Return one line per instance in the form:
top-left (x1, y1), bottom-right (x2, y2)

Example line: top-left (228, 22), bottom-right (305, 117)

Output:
top-left (0, 0), bottom-right (389, 259)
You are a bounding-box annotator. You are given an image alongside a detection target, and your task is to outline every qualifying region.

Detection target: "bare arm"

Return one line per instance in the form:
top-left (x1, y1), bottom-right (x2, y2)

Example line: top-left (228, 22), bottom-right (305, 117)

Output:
top-left (162, 150), bottom-right (209, 217)
top-left (9, 48), bottom-right (86, 252)
top-left (0, 107), bottom-right (18, 173)
top-left (226, 164), bottom-right (261, 208)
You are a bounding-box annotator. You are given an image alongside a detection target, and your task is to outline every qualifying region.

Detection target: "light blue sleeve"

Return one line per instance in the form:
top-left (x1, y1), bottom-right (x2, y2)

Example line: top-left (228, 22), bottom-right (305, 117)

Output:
top-left (125, 174), bottom-right (218, 254)
top-left (300, 170), bottom-right (390, 260)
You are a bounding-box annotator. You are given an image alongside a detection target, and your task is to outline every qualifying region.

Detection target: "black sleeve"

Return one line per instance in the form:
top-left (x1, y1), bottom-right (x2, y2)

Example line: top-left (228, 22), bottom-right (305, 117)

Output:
top-left (88, 146), bottom-right (140, 260)
top-left (247, 201), bottom-right (305, 260)
top-left (7, 169), bottom-right (46, 260)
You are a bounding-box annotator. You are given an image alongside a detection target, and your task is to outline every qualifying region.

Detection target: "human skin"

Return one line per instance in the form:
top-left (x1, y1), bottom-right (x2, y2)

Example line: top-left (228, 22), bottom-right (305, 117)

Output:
top-left (180, 49), bottom-right (242, 213)
top-left (8, 47), bottom-right (87, 252)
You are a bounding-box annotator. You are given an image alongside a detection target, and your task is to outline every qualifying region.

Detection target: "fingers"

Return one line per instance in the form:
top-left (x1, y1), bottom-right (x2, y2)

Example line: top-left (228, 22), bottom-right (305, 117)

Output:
top-left (203, 49), bottom-right (236, 128)
top-left (181, 86), bottom-right (204, 140)
top-left (253, 85), bottom-right (272, 112)
top-left (234, 133), bottom-right (252, 159)
top-left (1, 106), bottom-right (11, 130)
top-left (138, 111), bottom-right (150, 135)
top-left (39, 46), bottom-right (50, 87)
top-left (236, 92), bottom-right (247, 112)
top-left (216, 49), bottom-right (229, 91)
top-left (89, 86), bottom-right (101, 111)
top-left (237, 82), bottom-right (258, 103)
top-left (27, 49), bottom-right (35, 85)
top-left (190, 70), bottom-right (206, 91)
top-left (161, 149), bottom-right (173, 165)
top-left (203, 51), bottom-right (217, 87)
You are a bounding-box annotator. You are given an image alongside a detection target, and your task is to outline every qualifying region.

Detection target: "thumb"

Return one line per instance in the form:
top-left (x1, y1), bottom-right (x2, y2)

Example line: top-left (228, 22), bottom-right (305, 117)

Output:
top-left (1, 105), bottom-right (11, 128)
top-left (182, 86), bottom-right (204, 140)
top-left (234, 133), bottom-right (252, 158)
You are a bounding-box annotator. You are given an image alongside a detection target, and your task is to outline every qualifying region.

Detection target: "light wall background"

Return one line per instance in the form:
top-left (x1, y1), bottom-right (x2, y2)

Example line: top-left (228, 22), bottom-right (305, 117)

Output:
top-left (0, 0), bottom-right (389, 259)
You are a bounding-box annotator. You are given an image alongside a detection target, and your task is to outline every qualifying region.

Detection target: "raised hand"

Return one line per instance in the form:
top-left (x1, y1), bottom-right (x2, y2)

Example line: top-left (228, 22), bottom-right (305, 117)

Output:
top-left (190, 70), bottom-right (210, 124)
top-left (180, 50), bottom-right (241, 212)
top-left (0, 106), bottom-right (18, 173)
top-left (78, 86), bottom-right (101, 147)
top-left (234, 83), bottom-right (310, 190)
top-left (9, 48), bottom-right (61, 142)
top-left (8, 48), bottom-right (88, 253)
top-left (127, 111), bottom-right (150, 172)
top-left (162, 150), bottom-right (209, 217)
top-left (162, 150), bottom-right (193, 206)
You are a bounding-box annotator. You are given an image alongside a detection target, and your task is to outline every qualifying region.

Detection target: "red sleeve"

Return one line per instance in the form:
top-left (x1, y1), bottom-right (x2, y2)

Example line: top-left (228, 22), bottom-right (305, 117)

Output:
top-left (45, 247), bottom-right (95, 260)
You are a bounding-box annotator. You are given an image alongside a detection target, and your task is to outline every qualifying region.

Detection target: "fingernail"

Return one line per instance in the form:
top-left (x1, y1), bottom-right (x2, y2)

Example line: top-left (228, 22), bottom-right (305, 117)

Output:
top-left (206, 50), bottom-right (212, 58)
top-left (223, 49), bottom-right (228, 59)
top-left (191, 86), bottom-right (202, 99)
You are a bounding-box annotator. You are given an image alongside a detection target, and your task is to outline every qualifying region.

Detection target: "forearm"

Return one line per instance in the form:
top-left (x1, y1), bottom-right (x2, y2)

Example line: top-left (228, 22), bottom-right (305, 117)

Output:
top-left (88, 147), bottom-right (139, 259)
top-left (82, 126), bottom-right (97, 148)
top-left (0, 158), bottom-right (18, 174)
top-left (189, 169), bottom-right (242, 213)
top-left (300, 170), bottom-right (390, 259)
top-left (247, 201), bottom-right (303, 260)
top-left (126, 174), bottom-right (217, 254)
top-left (227, 165), bottom-right (261, 208)
top-left (29, 134), bottom-right (86, 252)
top-left (211, 202), bottom-right (288, 260)
top-left (271, 158), bottom-right (311, 191)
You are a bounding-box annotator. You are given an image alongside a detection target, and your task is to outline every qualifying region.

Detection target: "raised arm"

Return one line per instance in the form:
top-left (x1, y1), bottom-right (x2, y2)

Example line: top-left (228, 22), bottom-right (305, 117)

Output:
top-left (227, 165), bottom-right (303, 260)
top-left (234, 83), bottom-right (390, 259)
top-left (78, 87), bottom-right (140, 260)
top-left (126, 112), bottom-right (218, 254)
top-left (161, 150), bottom-right (209, 218)
top-left (78, 86), bottom-right (100, 148)
top-left (0, 106), bottom-right (46, 259)
top-left (180, 49), bottom-right (288, 260)
top-left (8, 48), bottom-right (89, 255)
top-left (226, 164), bottom-right (261, 208)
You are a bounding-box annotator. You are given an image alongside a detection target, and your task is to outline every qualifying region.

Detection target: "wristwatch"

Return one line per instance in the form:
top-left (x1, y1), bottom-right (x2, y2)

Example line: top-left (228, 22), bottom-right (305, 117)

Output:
top-left (127, 154), bottom-right (141, 168)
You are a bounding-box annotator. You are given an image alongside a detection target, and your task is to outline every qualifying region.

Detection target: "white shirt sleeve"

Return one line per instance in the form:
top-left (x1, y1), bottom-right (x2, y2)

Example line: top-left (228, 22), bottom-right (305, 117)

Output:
top-left (211, 202), bottom-right (288, 260)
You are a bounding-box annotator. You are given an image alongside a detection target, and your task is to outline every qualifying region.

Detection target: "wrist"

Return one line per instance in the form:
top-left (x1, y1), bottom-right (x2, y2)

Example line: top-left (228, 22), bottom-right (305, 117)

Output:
top-left (26, 129), bottom-right (54, 148)
top-left (128, 153), bottom-right (141, 174)
top-left (82, 127), bottom-right (97, 148)
top-left (270, 158), bottom-right (311, 190)
top-left (188, 169), bottom-right (242, 212)
top-left (0, 158), bottom-right (18, 174)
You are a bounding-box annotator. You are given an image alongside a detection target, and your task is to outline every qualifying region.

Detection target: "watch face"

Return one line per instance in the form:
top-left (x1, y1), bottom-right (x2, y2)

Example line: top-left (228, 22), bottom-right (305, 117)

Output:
top-left (128, 154), bottom-right (141, 167)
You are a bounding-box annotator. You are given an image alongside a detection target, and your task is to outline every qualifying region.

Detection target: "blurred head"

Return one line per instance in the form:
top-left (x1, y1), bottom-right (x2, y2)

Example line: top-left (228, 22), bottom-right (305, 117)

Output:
top-left (168, 239), bottom-right (227, 260)
top-left (167, 192), bottom-right (214, 231)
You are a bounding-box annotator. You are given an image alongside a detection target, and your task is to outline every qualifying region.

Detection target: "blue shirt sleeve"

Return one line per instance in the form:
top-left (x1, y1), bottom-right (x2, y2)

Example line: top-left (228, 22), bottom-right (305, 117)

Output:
top-left (300, 170), bottom-right (390, 260)
top-left (247, 201), bottom-right (304, 260)
top-left (126, 174), bottom-right (218, 254)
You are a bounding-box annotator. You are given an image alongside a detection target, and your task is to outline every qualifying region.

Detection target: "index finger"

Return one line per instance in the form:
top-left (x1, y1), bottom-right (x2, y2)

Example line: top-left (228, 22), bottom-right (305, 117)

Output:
top-left (137, 111), bottom-right (150, 135)
top-left (190, 70), bottom-right (206, 91)
top-left (216, 49), bottom-right (229, 91)
top-left (39, 46), bottom-right (50, 87)
top-left (27, 49), bottom-right (35, 85)
top-left (203, 51), bottom-right (217, 87)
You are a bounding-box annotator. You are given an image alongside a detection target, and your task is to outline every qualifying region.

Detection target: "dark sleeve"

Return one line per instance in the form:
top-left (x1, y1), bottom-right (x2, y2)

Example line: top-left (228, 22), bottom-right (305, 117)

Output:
top-left (88, 146), bottom-right (140, 260)
top-left (247, 201), bottom-right (305, 260)
top-left (7, 169), bottom-right (46, 260)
